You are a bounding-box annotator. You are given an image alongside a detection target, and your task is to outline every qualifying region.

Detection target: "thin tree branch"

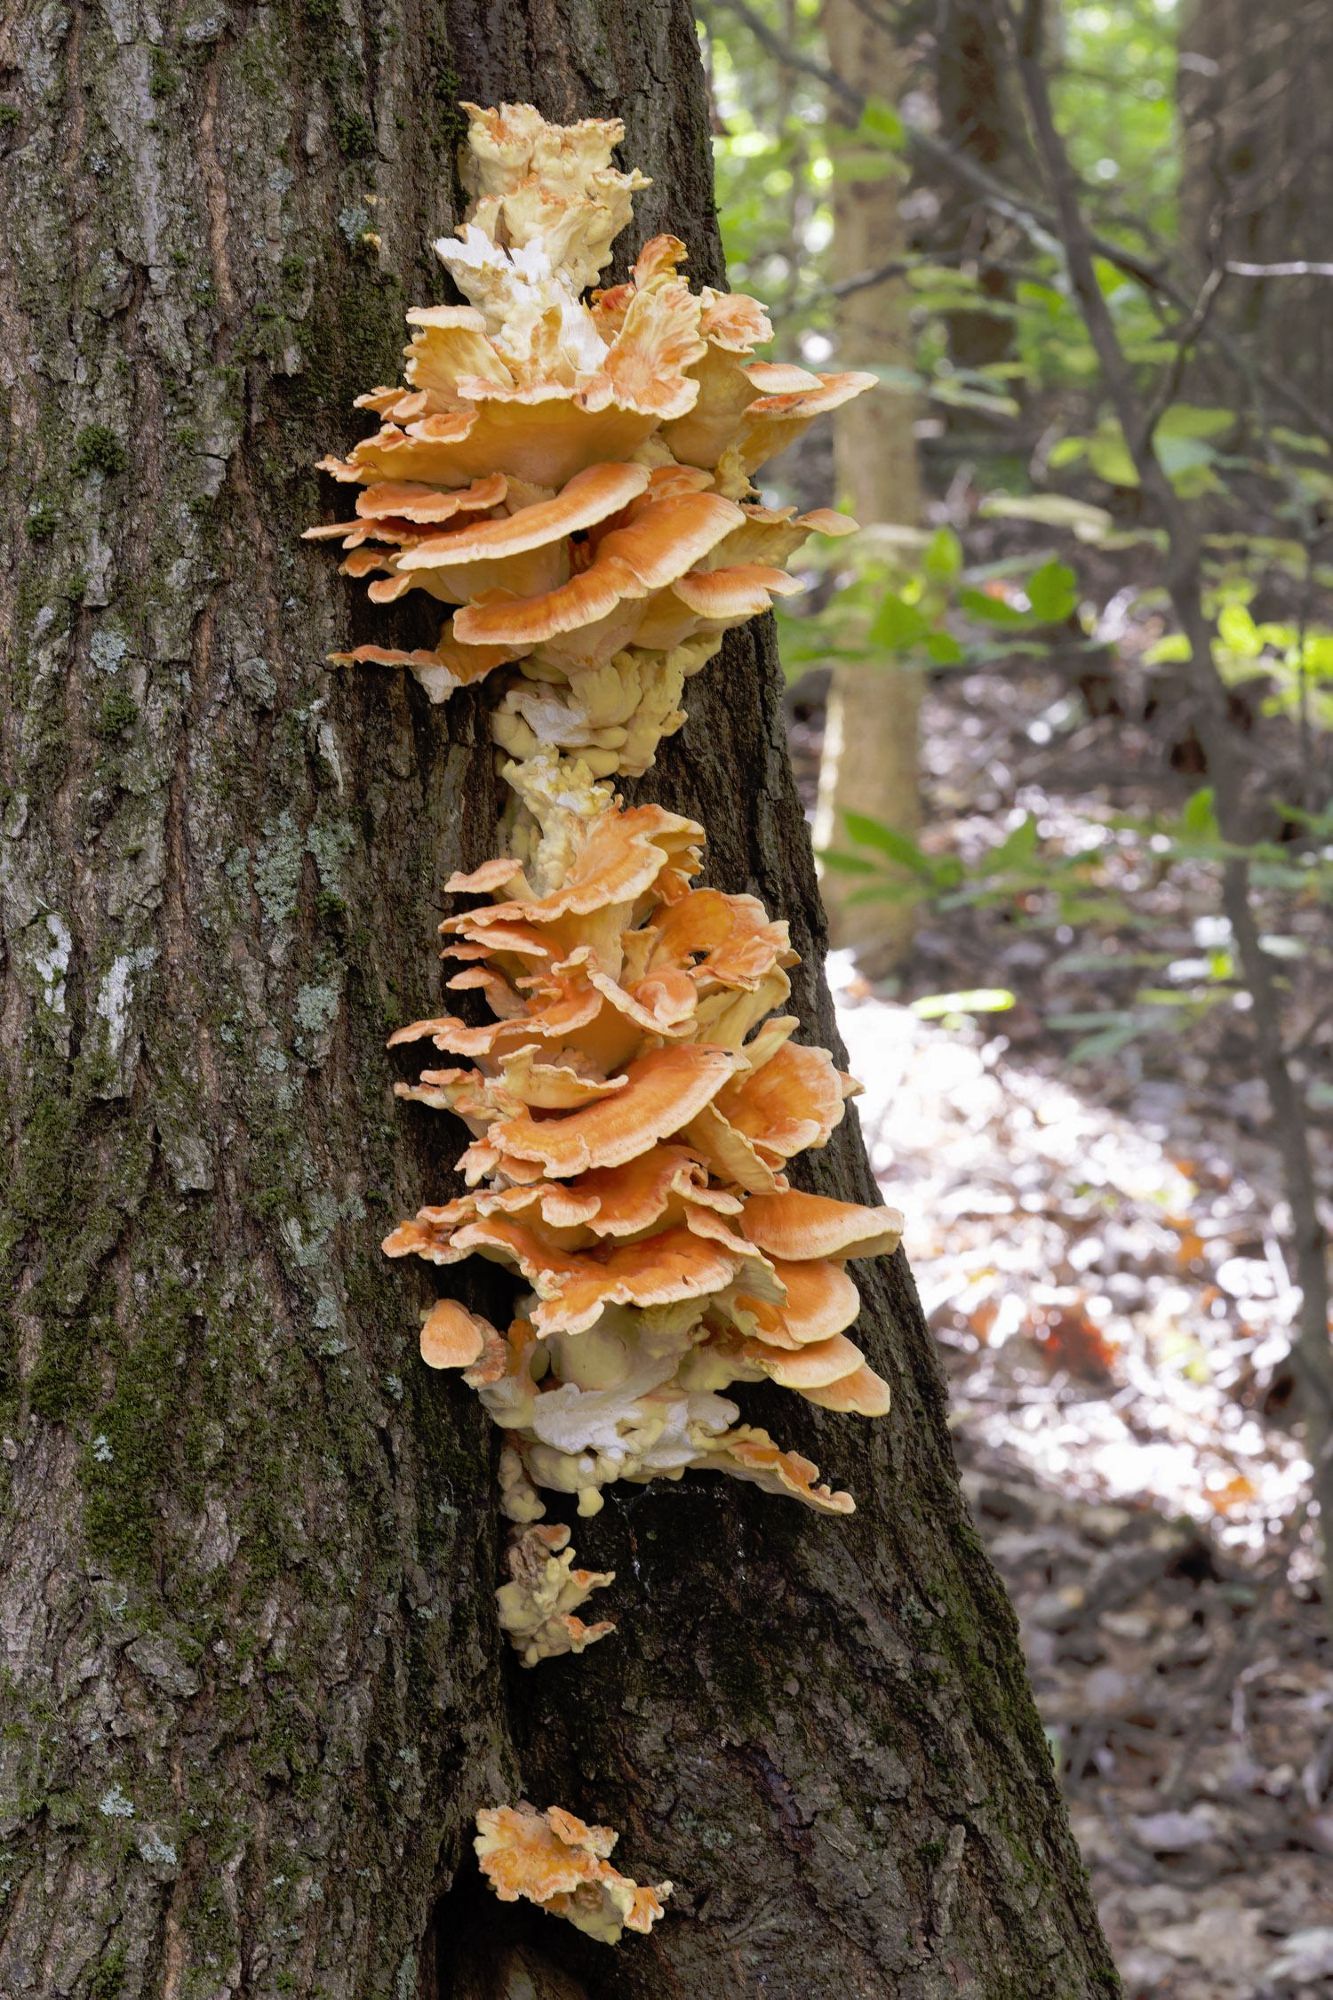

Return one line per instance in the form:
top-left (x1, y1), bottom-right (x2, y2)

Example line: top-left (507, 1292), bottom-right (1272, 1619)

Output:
top-left (712, 0), bottom-right (863, 107)
top-left (1139, 262), bottom-right (1228, 449)
top-left (1226, 260), bottom-right (1333, 279)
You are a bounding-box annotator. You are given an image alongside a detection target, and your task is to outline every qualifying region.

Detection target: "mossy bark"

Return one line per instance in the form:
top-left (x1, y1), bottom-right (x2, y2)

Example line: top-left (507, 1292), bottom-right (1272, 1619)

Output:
top-left (0, 2), bottom-right (1118, 1995)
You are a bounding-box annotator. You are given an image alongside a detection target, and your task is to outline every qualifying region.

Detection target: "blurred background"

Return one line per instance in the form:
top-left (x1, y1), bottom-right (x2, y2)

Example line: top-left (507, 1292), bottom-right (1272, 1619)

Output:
top-left (695, 2), bottom-right (1333, 1992)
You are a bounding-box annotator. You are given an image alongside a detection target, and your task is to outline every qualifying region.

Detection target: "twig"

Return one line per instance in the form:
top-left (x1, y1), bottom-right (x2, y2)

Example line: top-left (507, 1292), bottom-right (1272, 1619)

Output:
top-left (828, 256), bottom-right (919, 300)
top-left (772, 250), bottom-right (1048, 322)
top-left (1226, 260), bottom-right (1333, 279)
top-left (1139, 263), bottom-right (1228, 450)
top-left (1158, 1501), bottom-right (1307, 1807)
top-left (712, 0), bottom-right (862, 108)
top-left (1290, 533), bottom-right (1327, 821)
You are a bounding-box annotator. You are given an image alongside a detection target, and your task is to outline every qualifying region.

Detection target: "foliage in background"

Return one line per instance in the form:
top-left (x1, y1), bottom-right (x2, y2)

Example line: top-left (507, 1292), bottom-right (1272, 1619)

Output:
top-left (699, 0), bottom-right (1332, 1060)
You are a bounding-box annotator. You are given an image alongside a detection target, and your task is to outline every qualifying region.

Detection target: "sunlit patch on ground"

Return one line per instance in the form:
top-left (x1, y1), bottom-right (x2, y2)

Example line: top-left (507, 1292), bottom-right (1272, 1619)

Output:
top-left (832, 962), bottom-right (1333, 1996)
top-left (833, 952), bottom-right (1310, 1542)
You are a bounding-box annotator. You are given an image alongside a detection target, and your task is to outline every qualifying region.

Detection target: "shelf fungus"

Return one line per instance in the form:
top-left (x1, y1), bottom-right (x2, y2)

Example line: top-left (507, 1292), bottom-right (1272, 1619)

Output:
top-left (381, 805), bottom-right (902, 1541)
top-left (306, 98), bottom-right (865, 779)
top-left (475, 1803), bottom-right (672, 1944)
top-left (496, 1521), bottom-right (616, 1667)
top-left (312, 98), bottom-right (901, 1943)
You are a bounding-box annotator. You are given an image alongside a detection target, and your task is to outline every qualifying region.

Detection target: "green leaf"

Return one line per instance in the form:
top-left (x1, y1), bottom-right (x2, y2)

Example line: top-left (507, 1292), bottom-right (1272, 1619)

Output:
top-left (1015, 280), bottom-right (1068, 315)
top-left (869, 591), bottom-right (932, 650)
top-left (1025, 559), bottom-right (1078, 624)
top-left (1048, 436), bottom-right (1089, 469)
top-left (1302, 633), bottom-right (1333, 678)
top-left (1156, 404), bottom-right (1234, 441)
top-left (1093, 256), bottom-right (1132, 298)
top-left (1144, 632), bottom-right (1192, 665)
top-left (858, 97), bottom-right (905, 148)
top-left (1217, 602), bottom-right (1262, 658)
top-left (1136, 985), bottom-right (1225, 1009)
top-left (1271, 424), bottom-right (1331, 458)
top-left (844, 881), bottom-right (924, 907)
top-left (911, 988), bottom-right (1015, 1019)
top-left (826, 146), bottom-right (905, 183)
top-left (1050, 1009), bottom-right (1154, 1059)
top-left (1181, 786), bottom-right (1218, 837)
top-left (1156, 433), bottom-right (1220, 490)
top-left (928, 379), bottom-right (1021, 419)
top-left (958, 586), bottom-right (1031, 628)
top-left (984, 815), bottom-right (1040, 871)
top-left (1086, 432), bottom-right (1139, 487)
top-left (817, 848), bottom-right (880, 876)
top-left (1070, 1019), bottom-right (1150, 1060)
top-left (923, 526), bottom-right (963, 582)
top-left (926, 629), bottom-right (965, 665)
top-left (980, 494), bottom-right (1114, 537)
top-left (842, 812), bottom-right (938, 879)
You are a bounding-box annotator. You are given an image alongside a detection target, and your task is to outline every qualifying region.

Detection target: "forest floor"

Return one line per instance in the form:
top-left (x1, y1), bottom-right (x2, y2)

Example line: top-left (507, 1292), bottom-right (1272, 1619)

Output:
top-left (791, 655), bottom-right (1333, 1999)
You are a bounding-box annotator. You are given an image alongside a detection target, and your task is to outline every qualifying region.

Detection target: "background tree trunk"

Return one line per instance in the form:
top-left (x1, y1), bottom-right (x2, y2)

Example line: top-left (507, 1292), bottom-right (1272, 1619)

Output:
top-left (813, 0), bottom-right (925, 976)
top-left (934, 0), bottom-right (1021, 378)
top-left (0, 2), bottom-right (1118, 1995)
top-left (1179, 0), bottom-right (1333, 414)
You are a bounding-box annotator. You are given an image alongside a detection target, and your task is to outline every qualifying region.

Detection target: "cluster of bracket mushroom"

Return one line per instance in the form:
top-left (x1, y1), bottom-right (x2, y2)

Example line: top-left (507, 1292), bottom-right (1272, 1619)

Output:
top-left (307, 101), bottom-right (870, 834)
top-left (312, 101), bottom-right (901, 1939)
top-left (384, 800), bottom-right (902, 1670)
top-left (475, 1803), bottom-right (672, 1946)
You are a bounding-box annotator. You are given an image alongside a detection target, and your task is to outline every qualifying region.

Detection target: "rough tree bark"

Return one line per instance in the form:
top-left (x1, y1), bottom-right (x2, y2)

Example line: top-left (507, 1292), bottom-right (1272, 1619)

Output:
top-left (0, 2), bottom-right (1118, 1995)
top-left (812, 0), bottom-right (925, 976)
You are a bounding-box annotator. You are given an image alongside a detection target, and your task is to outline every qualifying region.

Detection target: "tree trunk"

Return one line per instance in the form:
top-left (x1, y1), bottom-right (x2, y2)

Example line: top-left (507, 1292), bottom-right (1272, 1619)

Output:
top-left (1180, 0), bottom-right (1333, 414)
top-left (0, 3), bottom-right (1117, 1996)
top-left (934, 0), bottom-right (1020, 378)
top-left (812, 0), bottom-right (925, 976)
